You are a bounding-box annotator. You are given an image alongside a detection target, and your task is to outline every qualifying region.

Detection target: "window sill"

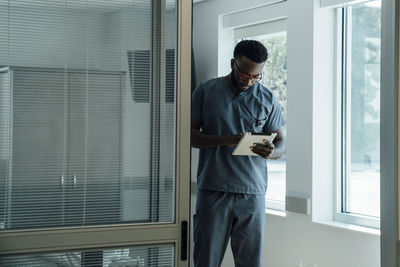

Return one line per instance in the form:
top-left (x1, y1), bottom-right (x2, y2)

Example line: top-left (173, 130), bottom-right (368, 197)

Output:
top-left (265, 208), bottom-right (286, 217)
top-left (314, 220), bottom-right (380, 236)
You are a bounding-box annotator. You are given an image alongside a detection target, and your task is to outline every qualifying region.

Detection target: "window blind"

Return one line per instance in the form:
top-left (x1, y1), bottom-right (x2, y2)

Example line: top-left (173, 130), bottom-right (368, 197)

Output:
top-left (222, 1), bottom-right (287, 30)
top-left (0, 0), bottom-right (177, 230)
top-left (128, 50), bottom-right (151, 103)
top-left (320, 0), bottom-right (375, 8)
top-left (128, 49), bottom-right (176, 103)
top-left (233, 19), bottom-right (286, 40)
top-left (0, 244), bottom-right (174, 267)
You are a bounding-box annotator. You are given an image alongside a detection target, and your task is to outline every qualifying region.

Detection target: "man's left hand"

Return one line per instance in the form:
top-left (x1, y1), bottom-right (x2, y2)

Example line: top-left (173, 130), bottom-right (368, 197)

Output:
top-left (250, 139), bottom-right (275, 159)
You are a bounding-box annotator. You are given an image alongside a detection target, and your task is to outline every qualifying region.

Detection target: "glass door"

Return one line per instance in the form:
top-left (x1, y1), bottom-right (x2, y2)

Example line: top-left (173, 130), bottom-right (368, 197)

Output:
top-left (0, 0), bottom-right (191, 266)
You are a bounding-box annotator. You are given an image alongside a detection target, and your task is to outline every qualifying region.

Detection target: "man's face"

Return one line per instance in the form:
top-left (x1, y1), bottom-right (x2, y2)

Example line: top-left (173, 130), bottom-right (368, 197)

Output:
top-left (231, 56), bottom-right (265, 91)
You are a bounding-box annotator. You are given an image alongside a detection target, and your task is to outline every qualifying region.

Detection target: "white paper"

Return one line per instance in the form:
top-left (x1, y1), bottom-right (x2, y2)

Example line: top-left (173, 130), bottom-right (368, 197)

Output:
top-left (232, 132), bottom-right (277, 156)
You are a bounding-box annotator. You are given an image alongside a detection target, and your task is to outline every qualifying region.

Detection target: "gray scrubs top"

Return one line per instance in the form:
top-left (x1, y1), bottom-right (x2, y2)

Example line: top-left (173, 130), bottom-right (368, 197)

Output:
top-left (192, 77), bottom-right (285, 194)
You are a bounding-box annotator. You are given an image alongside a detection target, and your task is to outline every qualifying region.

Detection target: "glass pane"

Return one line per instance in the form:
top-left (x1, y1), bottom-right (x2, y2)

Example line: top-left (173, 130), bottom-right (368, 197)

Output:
top-left (0, 244), bottom-right (175, 267)
top-left (258, 34), bottom-right (287, 208)
top-left (0, 0), bottom-right (177, 230)
top-left (345, 1), bottom-right (381, 217)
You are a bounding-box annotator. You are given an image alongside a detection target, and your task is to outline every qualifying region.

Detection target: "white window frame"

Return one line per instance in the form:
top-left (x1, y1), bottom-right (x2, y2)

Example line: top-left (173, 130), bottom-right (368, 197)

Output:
top-left (333, 5), bottom-right (380, 230)
top-left (233, 28), bottom-right (287, 212)
top-left (219, 1), bottom-right (288, 213)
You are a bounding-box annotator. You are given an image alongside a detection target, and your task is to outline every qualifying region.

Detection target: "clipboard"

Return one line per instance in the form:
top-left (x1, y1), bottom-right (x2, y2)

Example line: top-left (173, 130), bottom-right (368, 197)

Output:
top-left (232, 132), bottom-right (277, 156)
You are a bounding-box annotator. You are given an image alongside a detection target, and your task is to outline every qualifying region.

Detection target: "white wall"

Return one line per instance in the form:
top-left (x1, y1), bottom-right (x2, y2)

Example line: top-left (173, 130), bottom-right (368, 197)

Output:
top-left (192, 0), bottom-right (380, 266)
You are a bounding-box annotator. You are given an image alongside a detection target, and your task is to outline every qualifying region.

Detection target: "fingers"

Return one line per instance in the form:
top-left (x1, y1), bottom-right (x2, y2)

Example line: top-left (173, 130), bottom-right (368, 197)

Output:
top-left (254, 142), bottom-right (274, 152)
top-left (250, 146), bottom-right (270, 158)
top-left (263, 139), bottom-right (275, 149)
top-left (250, 142), bottom-right (274, 158)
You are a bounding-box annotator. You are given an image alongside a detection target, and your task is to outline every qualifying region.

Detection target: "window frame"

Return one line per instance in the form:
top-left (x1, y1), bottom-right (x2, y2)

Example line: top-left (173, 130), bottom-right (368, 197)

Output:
top-left (333, 5), bottom-right (380, 230)
top-left (234, 29), bottom-right (287, 212)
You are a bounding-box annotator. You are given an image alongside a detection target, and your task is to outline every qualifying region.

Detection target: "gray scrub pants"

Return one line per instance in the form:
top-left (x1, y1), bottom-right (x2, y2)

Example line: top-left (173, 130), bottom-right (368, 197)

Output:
top-left (193, 190), bottom-right (266, 267)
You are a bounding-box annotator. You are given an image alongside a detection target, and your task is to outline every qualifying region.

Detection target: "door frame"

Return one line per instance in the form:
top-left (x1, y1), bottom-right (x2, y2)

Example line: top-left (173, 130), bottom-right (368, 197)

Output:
top-left (0, 0), bottom-right (192, 266)
top-left (380, 0), bottom-right (399, 266)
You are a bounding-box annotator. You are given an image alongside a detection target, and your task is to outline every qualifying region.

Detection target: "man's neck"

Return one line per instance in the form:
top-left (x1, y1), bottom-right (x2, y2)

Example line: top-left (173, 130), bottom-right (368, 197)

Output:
top-left (225, 73), bottom-right (241, 96)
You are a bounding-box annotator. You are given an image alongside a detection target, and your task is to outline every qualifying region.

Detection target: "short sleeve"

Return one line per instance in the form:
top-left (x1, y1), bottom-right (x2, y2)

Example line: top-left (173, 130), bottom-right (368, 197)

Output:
top-left (191, 84), bottom-right (204, 122)
top-left (264, 94), bottom-right (285, 133)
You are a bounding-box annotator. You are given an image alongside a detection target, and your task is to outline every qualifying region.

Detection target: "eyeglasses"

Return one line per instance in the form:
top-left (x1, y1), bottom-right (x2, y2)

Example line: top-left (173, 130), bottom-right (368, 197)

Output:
top-left (234, 62), bottom-right (263, 82)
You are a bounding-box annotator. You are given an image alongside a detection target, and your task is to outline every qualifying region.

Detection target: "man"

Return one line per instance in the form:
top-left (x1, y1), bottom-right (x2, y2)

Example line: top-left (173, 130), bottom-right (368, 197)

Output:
top-left (191, 39), bottom-right (285, 267)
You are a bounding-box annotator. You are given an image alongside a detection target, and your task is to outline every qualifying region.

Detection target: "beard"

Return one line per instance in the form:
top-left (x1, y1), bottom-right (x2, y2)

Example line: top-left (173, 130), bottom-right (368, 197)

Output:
top-left (231, 71), bottom-right (252, 91)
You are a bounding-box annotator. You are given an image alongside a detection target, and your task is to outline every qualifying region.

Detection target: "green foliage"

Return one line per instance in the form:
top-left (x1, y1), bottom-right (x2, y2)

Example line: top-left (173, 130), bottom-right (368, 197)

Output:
top-left (350, 4), bottom-right (381, 163)
top-left (259, 35), bottom-right (287, 121)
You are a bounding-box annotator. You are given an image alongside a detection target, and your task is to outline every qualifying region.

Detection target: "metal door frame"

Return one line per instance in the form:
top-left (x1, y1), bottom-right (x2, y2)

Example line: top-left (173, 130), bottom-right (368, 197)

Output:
top-left (0, 0), bottom-right (192, 266)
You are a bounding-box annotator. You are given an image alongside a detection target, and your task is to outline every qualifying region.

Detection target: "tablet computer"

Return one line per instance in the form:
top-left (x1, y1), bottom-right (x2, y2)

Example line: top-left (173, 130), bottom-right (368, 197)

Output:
top-left (232, 132), bottom-right (277, 156)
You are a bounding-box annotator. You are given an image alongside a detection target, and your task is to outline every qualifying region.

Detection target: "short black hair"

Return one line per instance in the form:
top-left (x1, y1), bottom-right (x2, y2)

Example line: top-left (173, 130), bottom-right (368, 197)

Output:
top-left (234, 40), bottom-right (268, 63)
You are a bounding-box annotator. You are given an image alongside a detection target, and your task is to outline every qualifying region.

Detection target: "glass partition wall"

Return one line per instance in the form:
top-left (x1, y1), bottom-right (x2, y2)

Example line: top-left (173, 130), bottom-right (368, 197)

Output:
top-left (0, 0), bottom-right (192, 266)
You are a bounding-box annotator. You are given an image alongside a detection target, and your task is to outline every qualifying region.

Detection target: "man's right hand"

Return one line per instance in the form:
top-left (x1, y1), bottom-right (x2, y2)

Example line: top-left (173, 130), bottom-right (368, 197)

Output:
top-left (192, 118), bottom-right (244, 149)
top-left (224, 133), bottom-right (243, 147)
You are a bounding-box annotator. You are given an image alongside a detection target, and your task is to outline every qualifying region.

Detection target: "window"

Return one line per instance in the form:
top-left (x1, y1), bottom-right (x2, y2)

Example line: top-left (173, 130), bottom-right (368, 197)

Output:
top-left (336, 0), bottom-right (381, 228)
top-left (260, 33), bottom-right (287, 211)
top-left (237, 31), bottom-right (287, 211)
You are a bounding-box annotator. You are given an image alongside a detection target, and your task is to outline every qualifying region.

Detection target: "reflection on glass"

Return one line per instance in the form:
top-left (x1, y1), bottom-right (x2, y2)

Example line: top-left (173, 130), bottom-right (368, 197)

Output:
top-left (345, 0), bottom-right (381, 218)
